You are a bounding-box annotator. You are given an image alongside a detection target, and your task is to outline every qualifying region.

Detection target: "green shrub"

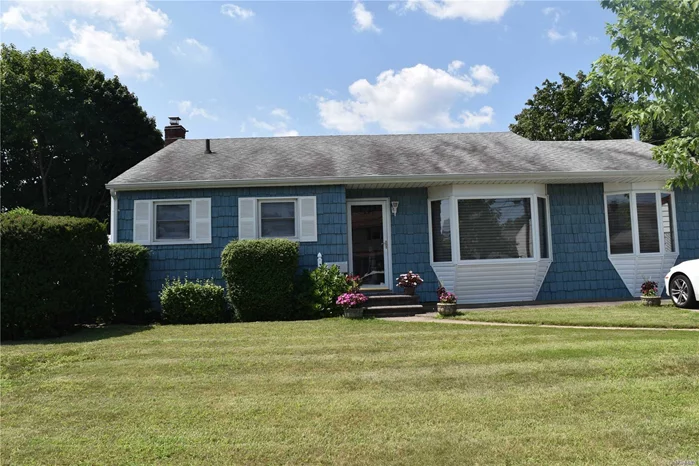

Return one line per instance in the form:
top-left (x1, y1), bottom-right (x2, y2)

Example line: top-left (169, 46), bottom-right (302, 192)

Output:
top-left (221, 239), bottom-right (299, 321)
top-left (1, 213), bottom-right (109, 339)
top-left (159, 278), bottom-right (227, 325)
top-left (294, 264), bottom-right (350, 319)
top-left (108, 243), bottom-right (151, 324)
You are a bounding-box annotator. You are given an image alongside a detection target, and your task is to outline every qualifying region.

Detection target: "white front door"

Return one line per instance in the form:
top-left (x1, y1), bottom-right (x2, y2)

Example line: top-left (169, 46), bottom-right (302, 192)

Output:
top-left (347, 199), bottom-right (392, 290)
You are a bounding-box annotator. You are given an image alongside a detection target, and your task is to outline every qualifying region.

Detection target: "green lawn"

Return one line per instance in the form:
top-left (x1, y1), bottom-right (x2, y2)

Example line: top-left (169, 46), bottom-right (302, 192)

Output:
top-left (452, 302), bottom-right (699, 328)
top-left (2, 320), bottom-right (698, 465)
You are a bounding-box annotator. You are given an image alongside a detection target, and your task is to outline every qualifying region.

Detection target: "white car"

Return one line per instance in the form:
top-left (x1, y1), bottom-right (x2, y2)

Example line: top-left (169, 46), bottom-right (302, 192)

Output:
top-left (665, 259), bottom-right (699, 308)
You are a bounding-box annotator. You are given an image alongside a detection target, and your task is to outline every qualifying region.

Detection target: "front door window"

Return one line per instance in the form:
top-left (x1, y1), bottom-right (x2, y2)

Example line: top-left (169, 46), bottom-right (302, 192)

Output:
top-left (350, 204), bottom-right (386, 286)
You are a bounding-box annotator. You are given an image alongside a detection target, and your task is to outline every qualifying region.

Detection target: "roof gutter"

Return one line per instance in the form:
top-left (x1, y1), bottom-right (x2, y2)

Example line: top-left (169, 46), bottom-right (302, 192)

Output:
top-left (106, 170), bottom-right (672, 192)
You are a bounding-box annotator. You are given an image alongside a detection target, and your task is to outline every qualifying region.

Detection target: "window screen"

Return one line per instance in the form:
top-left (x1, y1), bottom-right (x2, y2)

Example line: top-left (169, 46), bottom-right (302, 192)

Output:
top-left (661, 193), bottom-right (676, 252)
top-left (537, 197), bottom-right (549, 259)
top-left (260, 201), bottom-right (296, 238)
top-left (606, 194), bottom-right (633, 254)
top-left (636, 193), bottom-right (660, 253)
top-left (155, 204), bottom-right (190, 240)
top-left (458, 198), bottom-right (533, 260)
top-left (430, 199), bottom-right (452, 262)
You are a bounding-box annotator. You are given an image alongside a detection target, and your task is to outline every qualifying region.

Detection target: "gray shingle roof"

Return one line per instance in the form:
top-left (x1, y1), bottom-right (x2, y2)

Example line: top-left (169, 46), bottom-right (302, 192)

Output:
top-left (107, 131), bottom-right (668, 188)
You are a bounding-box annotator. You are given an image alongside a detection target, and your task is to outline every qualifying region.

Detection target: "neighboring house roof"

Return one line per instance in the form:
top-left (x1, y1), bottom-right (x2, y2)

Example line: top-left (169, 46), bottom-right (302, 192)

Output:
top-left (107, 131), bottom-right (670, 190)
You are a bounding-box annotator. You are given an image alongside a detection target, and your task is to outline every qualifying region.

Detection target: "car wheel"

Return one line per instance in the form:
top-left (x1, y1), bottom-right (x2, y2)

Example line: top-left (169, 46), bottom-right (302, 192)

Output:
top-left (669, 274), bottom-right (697, 309)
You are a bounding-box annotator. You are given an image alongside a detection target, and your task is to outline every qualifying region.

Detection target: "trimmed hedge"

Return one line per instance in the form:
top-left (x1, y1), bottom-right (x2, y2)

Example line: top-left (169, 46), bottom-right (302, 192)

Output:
top-left (221, 239), bottom-right (299, 321)
top-left (159, 278), bottom-right (227, 325)
top-left (108, 243), bottom-right (151, 324)
top-left (1, 212), bottom-right (109, 339)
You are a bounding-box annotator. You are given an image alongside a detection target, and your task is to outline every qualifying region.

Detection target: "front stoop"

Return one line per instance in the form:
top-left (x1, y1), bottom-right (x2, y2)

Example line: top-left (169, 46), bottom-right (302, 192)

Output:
top-left (363, 293), bottom-right (426, 317)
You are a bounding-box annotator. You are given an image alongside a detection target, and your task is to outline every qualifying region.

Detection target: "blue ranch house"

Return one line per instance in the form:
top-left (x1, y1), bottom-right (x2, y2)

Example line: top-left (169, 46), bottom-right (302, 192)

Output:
top-left (107, 117), bottom-right (699, 305)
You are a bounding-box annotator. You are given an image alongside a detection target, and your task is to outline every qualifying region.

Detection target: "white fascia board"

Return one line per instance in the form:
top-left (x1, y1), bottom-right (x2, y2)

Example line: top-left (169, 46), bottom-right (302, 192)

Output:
top-left (106, 170), bottom-right (672, 192)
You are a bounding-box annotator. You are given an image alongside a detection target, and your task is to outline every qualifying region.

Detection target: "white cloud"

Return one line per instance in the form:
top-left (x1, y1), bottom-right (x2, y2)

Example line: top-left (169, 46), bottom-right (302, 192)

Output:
top-left (547, 28), bottom-right (577, 42)
top-left (250, 117), bottom-right (299, 137)
top-left (1, 0), bottom-right (169, 39)
top-left (447, 60), bottom-right (464, 74)
top-left (459, 106), bottom-right (495, 128)
top-left (317, 61), bottom-right (498, 132)
top-left (543, 6), bottom-right (576, 43)
top-left (398, 0), bottom-right (513, 22)
top-left (542, 6), bottom-right (562, 23)
top-left (176, 100), bottom-right (219, 121)
top-left (172, 38), bottom-right (211, 59)
top-left (270, 108), bottom-right (291, 120)
top-left (353, 0), bottom-right (380, 32)
top-left (584, 35), bottom-right (600, 45)
top-left (274, 129), bottom-right (300, 137)
top-left (58, 22), bottom-right (158, 79)
top-left (221, 4), bottom-right (255, 20)
top-left (0, 5), bottom-right (48, 35)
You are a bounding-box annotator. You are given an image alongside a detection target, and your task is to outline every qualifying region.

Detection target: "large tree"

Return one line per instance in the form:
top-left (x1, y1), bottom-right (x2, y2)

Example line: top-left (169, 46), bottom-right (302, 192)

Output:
top-left (591, 0), bottom-right (699, 188)
top-left (1, 44), bottom-right (163, 219)
top-left (510, 71), bottom-right (634, 141)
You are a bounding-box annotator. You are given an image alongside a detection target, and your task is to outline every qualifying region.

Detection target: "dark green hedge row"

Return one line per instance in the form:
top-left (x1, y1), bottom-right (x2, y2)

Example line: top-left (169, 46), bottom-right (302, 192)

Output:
top-left (221, 239), bottom-right (299, 321)
top-left (1, 211), bottom-right (109, 339)
top-left (108, 243), bottom-right (151, 324)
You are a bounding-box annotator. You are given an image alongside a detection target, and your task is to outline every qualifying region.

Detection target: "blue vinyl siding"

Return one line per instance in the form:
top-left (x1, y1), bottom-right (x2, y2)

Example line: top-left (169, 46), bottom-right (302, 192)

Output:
top-left (117, 186), bottom-right (348, 305)
top-left (537, 183), bottom-right (631, 301)
top-left (675, 187), bottom-right (699, 264)
top-left (346, 188), bottom-right (439, 302)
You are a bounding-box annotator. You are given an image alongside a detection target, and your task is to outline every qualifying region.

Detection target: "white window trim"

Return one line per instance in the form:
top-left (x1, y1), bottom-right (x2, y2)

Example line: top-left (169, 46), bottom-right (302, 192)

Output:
top-left (257, 198), bottom-right (298, 240)
top-left (603, 190), bottom-right (679, 257)
top-left (428, 193), bottom-right (552, 265)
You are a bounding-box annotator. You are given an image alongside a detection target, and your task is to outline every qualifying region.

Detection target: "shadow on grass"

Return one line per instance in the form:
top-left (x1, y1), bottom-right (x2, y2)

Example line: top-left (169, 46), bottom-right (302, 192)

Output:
top-left (2, 324), bottom-right (155, 346)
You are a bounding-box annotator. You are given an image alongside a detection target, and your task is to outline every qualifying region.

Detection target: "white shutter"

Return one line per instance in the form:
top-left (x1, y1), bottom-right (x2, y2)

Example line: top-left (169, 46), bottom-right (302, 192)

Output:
top-left (238, 197), bottom-right (257, 239)
top-left (298, 196), bottom-right (317, 242)
top-left (193, 198), bottom-right (212, 244)
top-left (133, 200), bottom-right (152, 245)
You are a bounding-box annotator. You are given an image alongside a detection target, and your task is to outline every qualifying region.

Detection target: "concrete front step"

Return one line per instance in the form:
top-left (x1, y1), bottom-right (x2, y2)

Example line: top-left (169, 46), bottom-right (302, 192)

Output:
top-left (364, 304), bottom-right (426, 317)
top-left (365, 294), bottom-right (419, 307)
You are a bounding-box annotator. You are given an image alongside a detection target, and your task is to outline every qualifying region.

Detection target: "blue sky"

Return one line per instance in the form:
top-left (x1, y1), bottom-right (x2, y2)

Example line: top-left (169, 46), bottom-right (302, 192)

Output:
top-left (1, 1), bottom-right (617, 139)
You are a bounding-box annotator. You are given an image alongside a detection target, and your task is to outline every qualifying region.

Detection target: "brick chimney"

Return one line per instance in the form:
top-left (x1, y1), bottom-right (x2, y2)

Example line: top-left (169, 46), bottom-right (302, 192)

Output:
top-left (164, 116), bottom-right (187, 146)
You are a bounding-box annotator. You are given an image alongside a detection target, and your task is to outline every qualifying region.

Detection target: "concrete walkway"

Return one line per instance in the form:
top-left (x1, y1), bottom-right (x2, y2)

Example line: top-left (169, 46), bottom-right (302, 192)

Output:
top-left (381, 312), bottom-right (699, 332)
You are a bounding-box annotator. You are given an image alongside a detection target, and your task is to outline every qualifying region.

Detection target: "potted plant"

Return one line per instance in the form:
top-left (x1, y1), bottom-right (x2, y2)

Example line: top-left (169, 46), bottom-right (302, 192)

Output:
top-left (337, 292), bottom-right (368, 318)
top-left (640, 279), bottom-right (661, 306)
top-left (436, 286), bottom-right (457, 316)
top-left (396, 271), bottom-right (424, 296)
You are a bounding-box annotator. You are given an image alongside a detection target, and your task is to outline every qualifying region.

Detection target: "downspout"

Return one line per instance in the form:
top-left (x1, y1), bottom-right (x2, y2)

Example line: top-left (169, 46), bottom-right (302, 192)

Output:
top-left (110, 189), bottom-right (118, 244)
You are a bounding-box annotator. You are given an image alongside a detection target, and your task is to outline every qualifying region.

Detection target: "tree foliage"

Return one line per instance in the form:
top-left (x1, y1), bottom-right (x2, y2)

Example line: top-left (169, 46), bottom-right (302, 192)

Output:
top-left (591, 0), bottom-right (699, 188)
top-left (0, 44), bottom-right (163, 219)
top-left (510, 71), bottom-right (634, 141)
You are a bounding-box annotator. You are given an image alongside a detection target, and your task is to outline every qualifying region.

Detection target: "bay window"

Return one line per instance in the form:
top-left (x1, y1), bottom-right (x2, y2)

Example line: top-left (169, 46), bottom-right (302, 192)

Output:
top-left (605, 190), bottom-right (677, 255)
top-left (429, 193), bottom-right (550, 263)
top-left (458, 198), bottom-right (533, 260)
top-left (430, 199), bottom-right (452, 262)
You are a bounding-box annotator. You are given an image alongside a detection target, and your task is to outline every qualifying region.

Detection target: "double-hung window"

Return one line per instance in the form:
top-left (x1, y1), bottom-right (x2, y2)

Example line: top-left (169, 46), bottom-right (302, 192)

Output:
top-left (155, 203), bottom-right (191, 240)
top-left (238, 196), bottom-right (318, 242)
top-left (132, 198), bottom-right (212, 245)
top-left (605, 190), bottom-right (677, 255)
top-left (259, 200), bottom-right (296, 238)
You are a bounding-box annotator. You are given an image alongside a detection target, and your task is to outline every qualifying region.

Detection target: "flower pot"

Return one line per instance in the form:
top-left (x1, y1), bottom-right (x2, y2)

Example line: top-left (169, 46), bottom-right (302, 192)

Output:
top-left (402, 286), bottom-right (416, 296)
top-left (344, 307), bottom-right (364, 319)
top-left (437, 302), bottom-right (457, 316)
top-left (641, 296), bottom-right (661, 307)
